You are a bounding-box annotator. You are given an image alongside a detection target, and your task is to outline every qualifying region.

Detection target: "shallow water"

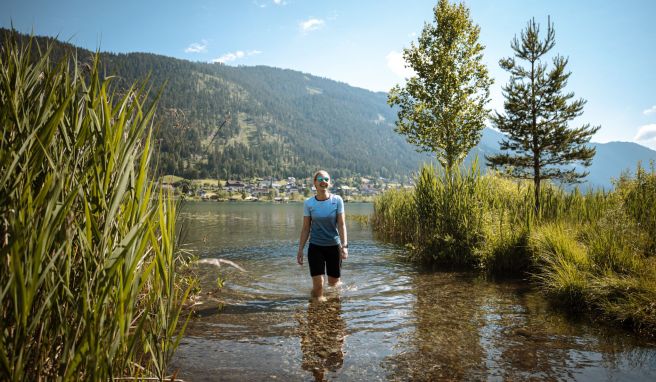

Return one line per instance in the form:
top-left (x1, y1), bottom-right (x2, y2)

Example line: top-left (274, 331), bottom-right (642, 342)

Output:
top-left (170, 201), bottom-right (656, 381)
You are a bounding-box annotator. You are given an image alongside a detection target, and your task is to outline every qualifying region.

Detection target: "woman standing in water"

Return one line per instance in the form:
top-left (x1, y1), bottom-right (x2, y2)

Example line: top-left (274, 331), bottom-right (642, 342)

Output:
top-left (297, 170), bottom-right (348, 302)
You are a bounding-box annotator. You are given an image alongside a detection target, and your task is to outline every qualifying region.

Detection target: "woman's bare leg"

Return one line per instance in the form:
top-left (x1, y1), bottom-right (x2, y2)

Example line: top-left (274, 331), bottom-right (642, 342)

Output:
top-left (311, 275), bottom-right (326, 301)
top-left (327, 276), bottom-right (341, 287)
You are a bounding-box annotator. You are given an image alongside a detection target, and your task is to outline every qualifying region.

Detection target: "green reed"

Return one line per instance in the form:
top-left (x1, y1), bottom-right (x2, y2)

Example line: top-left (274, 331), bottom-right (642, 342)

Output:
top-left (372, 187), bottom-right (416, 245)
top-left (529, 211), bottom-right (655, 333)
top-left (0, 33), bottom-right (192, 380)
top-left (614, 161), bottom-right (656, 253)
top-left (531, 163), bottom-right (656, 333)
top-left (374, 161), bottom-right (486, 267)
top-left (349, 214), bottom-right (371, 226)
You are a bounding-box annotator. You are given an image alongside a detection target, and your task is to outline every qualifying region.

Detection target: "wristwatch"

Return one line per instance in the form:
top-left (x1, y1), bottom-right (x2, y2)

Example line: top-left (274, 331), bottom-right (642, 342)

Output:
top-left (341, 243), bottom-right (348, 249)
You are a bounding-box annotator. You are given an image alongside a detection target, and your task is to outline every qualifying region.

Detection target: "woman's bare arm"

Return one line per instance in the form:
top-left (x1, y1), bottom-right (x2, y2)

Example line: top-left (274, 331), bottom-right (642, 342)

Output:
top-left (337, 212), bottom-right (348, 260)
top-left (297, 216), bottom-right (312, 265)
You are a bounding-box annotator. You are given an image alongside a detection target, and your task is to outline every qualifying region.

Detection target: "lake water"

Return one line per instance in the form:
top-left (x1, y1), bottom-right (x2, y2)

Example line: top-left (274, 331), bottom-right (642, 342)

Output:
top-left (170, 201), bottom-right (656, 381)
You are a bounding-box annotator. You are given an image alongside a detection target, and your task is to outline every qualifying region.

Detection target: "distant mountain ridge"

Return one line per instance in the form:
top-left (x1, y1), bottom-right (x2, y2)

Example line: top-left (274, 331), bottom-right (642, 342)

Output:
top-left (2, 28), bottom-right (655, 188)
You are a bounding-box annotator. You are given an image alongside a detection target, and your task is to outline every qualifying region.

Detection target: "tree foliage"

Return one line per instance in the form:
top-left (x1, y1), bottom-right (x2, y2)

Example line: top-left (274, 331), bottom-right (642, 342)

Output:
top-left (486, 18), bottom-right (600, 212)
top-left (388, 0), bottom-right (492, 173)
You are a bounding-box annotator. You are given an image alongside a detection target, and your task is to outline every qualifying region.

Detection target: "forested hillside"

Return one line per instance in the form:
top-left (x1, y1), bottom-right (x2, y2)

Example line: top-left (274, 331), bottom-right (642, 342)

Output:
top-left (1, 29), bottom-right (429, 180)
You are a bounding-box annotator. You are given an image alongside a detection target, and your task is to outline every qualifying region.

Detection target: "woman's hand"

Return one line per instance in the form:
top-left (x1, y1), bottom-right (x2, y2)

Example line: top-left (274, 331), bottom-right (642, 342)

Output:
top-left (297, 249), bottom-right (304, 265)
top-left (340, 247), bottom-right (349, 260)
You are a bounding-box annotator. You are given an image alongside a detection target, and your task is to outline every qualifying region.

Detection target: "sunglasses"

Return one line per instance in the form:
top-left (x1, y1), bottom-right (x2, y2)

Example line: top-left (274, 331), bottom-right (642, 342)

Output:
top-left (316, 176), bottom-right (330, 182)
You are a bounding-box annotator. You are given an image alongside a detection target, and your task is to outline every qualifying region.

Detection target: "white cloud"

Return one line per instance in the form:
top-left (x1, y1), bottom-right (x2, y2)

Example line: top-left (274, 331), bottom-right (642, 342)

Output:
top-left (300, 18), bottom-right (325, 33)
top-left (635, 124), bottom-right (656, 141)
top-left (272, 0), bottom-right (286, 5)
top-left (386, 51), bottom-right (415, 79)
top-left (184, 40), bottom-right (208, 53)
top-left (212, 50), bottom-right (262, 64)
top-left (643, 105), bottom-right (656, 115)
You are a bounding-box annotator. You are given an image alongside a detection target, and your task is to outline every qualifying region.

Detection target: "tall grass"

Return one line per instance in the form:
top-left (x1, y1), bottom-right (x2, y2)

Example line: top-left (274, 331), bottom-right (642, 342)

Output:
top-left (529, 223), bottom-right (590, 304)
top-left (530, 213), bottom-right (655, 333)
top-left (530, 164), bottom-right (656, 333)
top-left (0, 33), bottom-right (191, 380)
top-left (372, 188), bottom-right (416, 245)
top-left (615, 161), bottom-right (656, 254)
top-left (415, 163), bottom-right (486, 266)
top-left (374, 161), bottom-right (486, 266)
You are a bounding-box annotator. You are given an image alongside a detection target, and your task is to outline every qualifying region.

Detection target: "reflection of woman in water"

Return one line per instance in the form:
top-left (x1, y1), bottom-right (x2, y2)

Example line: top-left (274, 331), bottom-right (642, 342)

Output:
top-left (297, 170), bottom-right (348, 302)
top-left (300, 297), bottom-right (346, 380)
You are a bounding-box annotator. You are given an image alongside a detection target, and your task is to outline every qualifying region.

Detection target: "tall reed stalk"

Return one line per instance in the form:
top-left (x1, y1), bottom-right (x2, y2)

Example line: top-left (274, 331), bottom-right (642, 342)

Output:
top-left (372, 188), bottom-right (416, 245)
top-left (615, 161), bottom-right (656, 254)
top-left (0, 32), bottom-right (191, 380)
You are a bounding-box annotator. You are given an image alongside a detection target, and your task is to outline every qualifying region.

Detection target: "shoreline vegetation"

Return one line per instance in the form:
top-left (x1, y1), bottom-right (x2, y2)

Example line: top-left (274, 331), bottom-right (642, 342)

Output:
top-left (1, 34), bottom-right (192, 380)
top-left (372, 161), bottom-right (656, 337)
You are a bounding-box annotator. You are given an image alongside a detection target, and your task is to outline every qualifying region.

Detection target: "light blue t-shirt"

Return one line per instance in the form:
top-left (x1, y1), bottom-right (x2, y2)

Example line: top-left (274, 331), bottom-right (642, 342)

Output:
top-left (303, 194), bottom-right (345, 246)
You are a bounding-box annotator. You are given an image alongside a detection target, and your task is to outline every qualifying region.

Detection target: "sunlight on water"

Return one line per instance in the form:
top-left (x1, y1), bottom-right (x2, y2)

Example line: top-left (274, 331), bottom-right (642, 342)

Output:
top-left (170, 202), bottom-right (656, 381)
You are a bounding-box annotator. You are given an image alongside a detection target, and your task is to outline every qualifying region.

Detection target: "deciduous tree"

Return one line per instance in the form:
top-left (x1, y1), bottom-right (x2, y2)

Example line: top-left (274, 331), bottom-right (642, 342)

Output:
top-left (388, 0), bottom-right (492, 173)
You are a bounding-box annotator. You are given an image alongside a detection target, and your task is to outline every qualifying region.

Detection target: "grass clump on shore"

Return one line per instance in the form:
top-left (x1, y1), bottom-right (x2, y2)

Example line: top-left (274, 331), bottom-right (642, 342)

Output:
top-left (373, 161), bottom-right (656, 335)
top-left (0, 32), bottom-right (192, 380)
top-left (411, 163), bottom-right (485, 267)
top-left (373, 161), bottom-right (527, 271)
top-left (530, 164), bottom-right (656, 334)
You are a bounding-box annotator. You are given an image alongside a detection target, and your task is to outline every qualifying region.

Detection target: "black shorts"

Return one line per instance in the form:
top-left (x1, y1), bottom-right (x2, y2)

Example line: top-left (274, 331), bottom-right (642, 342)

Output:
top-left (308, 243), bottom-right (341, 278)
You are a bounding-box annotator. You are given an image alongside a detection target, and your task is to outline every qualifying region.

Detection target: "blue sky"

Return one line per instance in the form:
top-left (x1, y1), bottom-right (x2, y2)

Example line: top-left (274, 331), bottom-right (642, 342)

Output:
top-left (2, 0), bottom-right (656, 150)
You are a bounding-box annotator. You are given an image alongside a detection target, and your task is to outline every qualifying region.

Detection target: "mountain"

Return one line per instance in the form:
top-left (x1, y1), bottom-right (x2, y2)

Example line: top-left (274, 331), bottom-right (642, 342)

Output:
top-left (2, 28), bottom-right (655, 188)
top-left (586, 142), bottom-right (656, 188)
top-left (469, 128), bottom-right (656, 189)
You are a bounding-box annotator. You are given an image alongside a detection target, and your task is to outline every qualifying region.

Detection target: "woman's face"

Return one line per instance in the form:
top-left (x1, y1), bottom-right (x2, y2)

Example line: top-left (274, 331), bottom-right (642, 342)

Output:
top-left (314, 172), bottom-right (331, 190)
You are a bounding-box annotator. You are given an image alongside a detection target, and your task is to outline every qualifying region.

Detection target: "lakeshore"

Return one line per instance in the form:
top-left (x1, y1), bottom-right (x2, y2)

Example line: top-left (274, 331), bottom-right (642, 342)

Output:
top-left (160, 175), bottom-right (411, 203)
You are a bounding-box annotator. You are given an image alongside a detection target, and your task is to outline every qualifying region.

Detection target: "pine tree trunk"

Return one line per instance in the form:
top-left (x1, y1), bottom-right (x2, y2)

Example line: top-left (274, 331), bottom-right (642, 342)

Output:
top-left (534, 172), bottom-right (540, 215)
top-left (531, 58), bottom-right (540, 215)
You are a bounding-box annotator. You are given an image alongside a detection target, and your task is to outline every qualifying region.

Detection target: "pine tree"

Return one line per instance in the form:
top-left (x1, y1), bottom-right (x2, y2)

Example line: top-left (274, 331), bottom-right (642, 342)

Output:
top-left (388, 0), bottom-right (492, 173)
top-left (486, 18), bottom-right (600, 212)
